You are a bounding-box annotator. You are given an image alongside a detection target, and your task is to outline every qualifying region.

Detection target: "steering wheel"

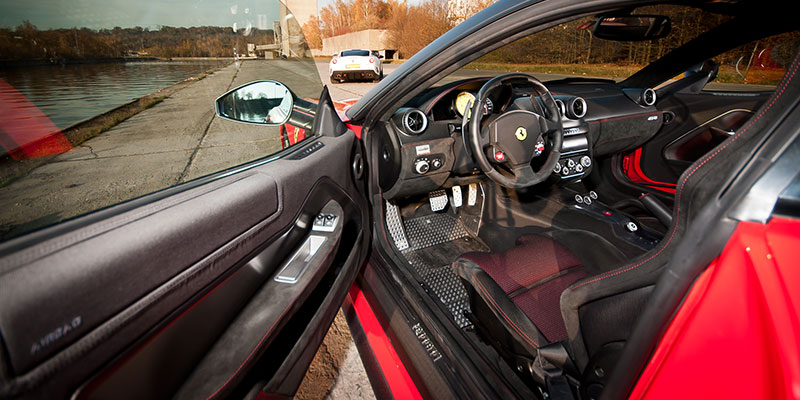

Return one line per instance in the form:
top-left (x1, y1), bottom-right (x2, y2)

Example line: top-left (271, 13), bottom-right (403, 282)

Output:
top-left (468, 73), bottom-right (563, 189)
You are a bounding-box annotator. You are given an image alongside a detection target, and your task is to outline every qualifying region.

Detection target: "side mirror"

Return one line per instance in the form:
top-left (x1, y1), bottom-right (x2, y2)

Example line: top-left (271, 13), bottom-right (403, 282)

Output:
top-left (592, 15), bottom-right (671, 42)
top-left (215, 80), bottom-right (294, 125)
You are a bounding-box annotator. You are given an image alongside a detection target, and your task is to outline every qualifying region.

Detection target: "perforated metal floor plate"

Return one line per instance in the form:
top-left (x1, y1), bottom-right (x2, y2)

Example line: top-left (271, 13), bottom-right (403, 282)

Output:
top-left (404, 214), bottom-right (469, 250)
top-left (425, 265), bottom-right (472, 328)
top-left (385, 200), bottom-right (409, 251)
top-left (398, 213), bottom-right (488, 329)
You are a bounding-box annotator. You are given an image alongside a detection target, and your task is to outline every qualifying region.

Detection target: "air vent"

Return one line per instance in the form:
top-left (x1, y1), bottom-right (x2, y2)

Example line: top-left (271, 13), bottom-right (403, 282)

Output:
top-left (642, 88), bottom-right (657, 106)
top-left (555, 99), bottom-right (566, 118)
top-left (567, 97), bottom-right (587, 119)
top-left (403, 109), bottom-right (428, 135)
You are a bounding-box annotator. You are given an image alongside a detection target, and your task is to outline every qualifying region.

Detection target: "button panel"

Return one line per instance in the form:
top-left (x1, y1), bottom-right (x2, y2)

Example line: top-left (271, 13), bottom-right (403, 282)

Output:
top-left (414, 154), bottom-right (445, 175)
top-left (555, 153), bottom-right (592, 179)
top-left (312, 213), bottom-right (338, 232)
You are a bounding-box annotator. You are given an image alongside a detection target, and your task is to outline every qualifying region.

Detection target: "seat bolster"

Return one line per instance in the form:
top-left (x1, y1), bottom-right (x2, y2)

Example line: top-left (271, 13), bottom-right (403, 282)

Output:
top-left (453, 258), bottom-right (548, 355)
top-left (559, 258), bottom-right (668, 369)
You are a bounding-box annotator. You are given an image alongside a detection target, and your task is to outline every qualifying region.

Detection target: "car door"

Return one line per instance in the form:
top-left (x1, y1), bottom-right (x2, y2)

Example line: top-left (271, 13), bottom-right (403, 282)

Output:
top-left (0, 84), bottom-right (369, 400)
top-left (0, 0), bottom-right (374, 396)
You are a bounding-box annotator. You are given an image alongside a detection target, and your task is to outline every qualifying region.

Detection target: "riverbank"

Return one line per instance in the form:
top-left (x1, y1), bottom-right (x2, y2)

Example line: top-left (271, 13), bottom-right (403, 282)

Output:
top-left (0, 57), bottom-right (163, 68)
top-left (0, 61), bottom-right (231, 187)
top-left (0, 57), bottom-right (239, 68)
top-left (0, 59), bottom-right (323, 240)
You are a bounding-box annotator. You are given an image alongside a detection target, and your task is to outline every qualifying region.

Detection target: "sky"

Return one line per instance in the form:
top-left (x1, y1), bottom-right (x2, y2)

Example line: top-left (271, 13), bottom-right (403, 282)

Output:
top-left (0, 0), bottom-right (283, 30)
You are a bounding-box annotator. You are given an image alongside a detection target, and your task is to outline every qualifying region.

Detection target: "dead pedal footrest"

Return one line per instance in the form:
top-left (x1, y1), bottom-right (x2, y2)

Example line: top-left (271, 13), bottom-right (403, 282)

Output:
top-left (385, 200), bottom-right (409, 251)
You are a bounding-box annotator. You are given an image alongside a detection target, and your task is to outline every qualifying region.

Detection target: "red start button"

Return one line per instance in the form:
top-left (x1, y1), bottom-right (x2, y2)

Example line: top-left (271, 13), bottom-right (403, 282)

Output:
top-left (495, 151), bottom-right (505, 162)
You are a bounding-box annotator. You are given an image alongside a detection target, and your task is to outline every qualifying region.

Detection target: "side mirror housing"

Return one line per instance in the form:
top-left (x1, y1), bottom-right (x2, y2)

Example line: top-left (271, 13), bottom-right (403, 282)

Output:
top-left (215, 80), bottom-right (294, 125)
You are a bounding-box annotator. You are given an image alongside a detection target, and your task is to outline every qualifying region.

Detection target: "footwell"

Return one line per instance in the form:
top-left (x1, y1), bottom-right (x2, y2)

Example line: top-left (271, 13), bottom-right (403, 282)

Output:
top-left (397, 213), bottom-right (489, 328)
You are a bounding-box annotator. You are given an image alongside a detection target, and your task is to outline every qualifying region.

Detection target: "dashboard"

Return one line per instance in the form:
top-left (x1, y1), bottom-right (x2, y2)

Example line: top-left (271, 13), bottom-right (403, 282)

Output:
top-left (377, 76), bottom-right (665, 199)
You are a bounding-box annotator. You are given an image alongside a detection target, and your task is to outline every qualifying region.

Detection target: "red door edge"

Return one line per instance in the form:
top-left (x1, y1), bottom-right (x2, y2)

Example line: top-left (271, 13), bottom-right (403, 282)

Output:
top-left (345, 283), bottom-right (423, 400)
top-left (631, 217), bottom-right (800, 399)
top-left (621, 149), bottom-right (677, 194)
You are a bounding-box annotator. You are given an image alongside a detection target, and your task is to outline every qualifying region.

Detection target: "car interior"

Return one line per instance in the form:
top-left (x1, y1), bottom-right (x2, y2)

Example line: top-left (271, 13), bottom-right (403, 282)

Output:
top-left (370, 3), bottom-right (799, 397)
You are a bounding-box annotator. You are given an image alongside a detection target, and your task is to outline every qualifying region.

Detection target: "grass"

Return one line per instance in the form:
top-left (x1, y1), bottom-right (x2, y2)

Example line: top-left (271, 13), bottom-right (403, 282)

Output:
top-left (461, 61), bottom-right (785, 86)
top-left (463, 62), bottom-right (641, 81)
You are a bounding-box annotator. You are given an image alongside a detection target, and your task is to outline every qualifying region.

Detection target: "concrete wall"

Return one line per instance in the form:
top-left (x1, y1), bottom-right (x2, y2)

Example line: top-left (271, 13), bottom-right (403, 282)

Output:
top-left (285, 0), bottom-right (318, 28)
top-left (321, 30), bottom-right (393, 57)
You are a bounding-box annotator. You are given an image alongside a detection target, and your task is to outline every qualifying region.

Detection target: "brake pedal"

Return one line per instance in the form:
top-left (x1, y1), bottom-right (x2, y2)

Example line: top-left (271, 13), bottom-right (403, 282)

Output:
top-left (452, 185), bottom-right (463, 208)
top-left (429, 189), bottom-right (448, 212)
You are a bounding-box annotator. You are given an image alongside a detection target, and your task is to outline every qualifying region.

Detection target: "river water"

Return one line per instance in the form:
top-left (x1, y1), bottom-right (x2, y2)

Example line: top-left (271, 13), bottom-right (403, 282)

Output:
top-left (0, 60), bottom-right (230, 130)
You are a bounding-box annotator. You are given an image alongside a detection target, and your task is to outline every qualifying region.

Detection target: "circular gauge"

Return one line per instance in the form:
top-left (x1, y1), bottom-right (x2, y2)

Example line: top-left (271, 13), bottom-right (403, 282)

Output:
top-left (455, 91), bottom-right (476, 118)
top-left (483, 98), bottom-right (494, 114)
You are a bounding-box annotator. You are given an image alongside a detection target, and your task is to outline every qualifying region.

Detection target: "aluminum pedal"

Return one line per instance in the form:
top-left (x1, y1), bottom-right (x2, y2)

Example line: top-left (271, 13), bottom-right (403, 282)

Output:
top-left (468, 183), bottom-right (478, 206)
top-left (451, 185), bottom-right (462, 208)
top-left (429, 190), bottom-right (449, 212)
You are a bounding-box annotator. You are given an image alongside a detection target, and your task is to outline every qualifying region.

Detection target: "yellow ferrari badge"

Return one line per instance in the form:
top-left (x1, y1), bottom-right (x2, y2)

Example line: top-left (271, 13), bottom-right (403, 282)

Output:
top-left (515, 126), bottom-right (527, 141)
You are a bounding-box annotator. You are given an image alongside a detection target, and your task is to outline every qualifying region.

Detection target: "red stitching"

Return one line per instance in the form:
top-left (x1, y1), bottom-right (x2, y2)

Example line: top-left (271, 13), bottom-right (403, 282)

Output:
top-left (569, 54), bottom-right (800, 292)
top-left (473, 275), bottom-right (540, 349)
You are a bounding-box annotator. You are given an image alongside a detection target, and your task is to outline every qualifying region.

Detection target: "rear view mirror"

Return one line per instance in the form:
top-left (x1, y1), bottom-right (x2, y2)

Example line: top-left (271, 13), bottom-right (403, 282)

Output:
top-left (592, 15), bottom-right (671, 41)
top-left (215, 80), bottom-right (294, 125)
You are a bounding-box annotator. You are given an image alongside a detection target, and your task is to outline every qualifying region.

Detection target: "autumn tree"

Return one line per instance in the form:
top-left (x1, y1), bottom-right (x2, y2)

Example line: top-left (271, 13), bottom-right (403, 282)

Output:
top-left (387, 0), bottom-right (451, 58)
top-left (302, 16), bottom-right (323, 49)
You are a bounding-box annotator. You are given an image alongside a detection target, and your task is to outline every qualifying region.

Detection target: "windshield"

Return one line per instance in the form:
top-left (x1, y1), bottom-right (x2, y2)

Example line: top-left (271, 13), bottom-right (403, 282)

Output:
top-left (341, 50), bottom-right (370, 57)
top-left (0, 0), bottom-right (322, 240)
top-left (449, 5), bottom-right (798, 90)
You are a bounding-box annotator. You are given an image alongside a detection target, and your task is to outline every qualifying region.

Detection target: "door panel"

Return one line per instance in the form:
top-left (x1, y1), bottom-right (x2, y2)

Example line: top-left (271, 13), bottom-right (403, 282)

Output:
top-left (619, 90), bottom-right (769, 195)
top-left (662, 109), bottom-right (753, 166)
top-left (0, 131), bottom-right (369, 399)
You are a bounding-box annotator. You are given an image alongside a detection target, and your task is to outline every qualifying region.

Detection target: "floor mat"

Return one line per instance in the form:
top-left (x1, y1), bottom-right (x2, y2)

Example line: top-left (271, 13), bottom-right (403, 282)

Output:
top-left (400, 213), bottom-right (489, 328)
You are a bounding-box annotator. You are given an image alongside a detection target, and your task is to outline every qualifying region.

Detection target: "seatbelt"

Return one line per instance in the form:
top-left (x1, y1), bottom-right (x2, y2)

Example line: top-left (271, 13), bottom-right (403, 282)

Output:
top-left (530, 342), bottom-right (580, 399)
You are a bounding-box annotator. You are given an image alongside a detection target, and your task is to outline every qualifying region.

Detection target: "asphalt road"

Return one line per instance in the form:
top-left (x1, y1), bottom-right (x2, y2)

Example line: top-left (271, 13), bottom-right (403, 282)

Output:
top-left (314, 60), bottom-right (399, 101)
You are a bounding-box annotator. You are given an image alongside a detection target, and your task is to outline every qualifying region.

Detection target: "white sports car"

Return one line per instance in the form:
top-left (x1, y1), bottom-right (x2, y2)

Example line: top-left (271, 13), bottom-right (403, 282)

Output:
top-left (329, 49), bottom-right (383, 83)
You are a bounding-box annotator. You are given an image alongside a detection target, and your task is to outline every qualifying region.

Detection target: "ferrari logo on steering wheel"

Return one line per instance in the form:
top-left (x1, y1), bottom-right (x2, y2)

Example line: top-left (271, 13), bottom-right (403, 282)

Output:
top-left (515, 126), bottom-right (527, 141)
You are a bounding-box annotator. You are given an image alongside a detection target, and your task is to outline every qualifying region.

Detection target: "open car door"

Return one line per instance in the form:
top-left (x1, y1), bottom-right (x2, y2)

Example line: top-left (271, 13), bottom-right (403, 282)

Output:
top-left (0, 85), bottom-right (370, 399)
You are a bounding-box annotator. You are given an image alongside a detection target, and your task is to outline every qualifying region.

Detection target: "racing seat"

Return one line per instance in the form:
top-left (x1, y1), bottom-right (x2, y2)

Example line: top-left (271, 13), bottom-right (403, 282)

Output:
top-left (454, 50), bottom-right (800, 382)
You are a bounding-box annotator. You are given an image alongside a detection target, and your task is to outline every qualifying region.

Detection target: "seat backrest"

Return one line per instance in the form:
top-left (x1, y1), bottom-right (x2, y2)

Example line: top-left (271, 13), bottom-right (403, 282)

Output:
top-left (560, 49), bottom-right (800, 370)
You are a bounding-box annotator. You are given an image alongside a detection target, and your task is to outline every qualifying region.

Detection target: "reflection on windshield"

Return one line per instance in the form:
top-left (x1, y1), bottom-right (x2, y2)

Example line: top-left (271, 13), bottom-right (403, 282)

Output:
top-left (450, 5), bottom-right (798, 89)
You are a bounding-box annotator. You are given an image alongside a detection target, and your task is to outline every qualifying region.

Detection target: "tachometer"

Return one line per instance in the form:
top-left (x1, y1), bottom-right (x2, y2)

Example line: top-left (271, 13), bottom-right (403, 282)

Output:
top-left (454, 91), bottom-right (475, 118)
